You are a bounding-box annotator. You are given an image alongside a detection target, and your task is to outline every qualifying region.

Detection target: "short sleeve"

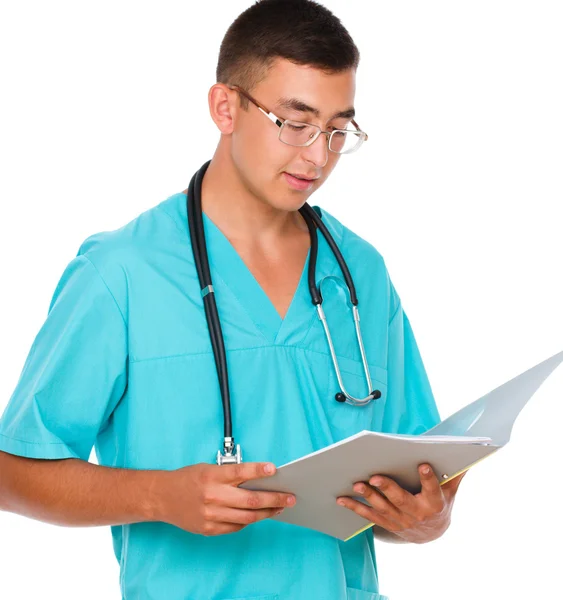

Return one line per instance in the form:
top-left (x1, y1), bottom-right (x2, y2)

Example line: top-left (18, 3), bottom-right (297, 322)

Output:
top-left (382, 283), bottom-right (441, 435)
top-left (0, 253), bottom-right (128, 461)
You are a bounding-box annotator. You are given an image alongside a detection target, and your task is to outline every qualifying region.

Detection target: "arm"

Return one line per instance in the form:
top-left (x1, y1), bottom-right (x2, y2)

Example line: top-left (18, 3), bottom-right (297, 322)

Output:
top-left (0, 255), bottom-right (294, 535)
top-left (0, 450), bottom-right (158, 527)
top-left (0, 451), bottom-right (294, 535)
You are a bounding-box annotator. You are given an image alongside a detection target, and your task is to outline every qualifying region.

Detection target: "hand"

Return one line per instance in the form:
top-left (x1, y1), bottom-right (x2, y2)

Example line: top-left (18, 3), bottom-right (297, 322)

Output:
top-left (154, 462), bottom-right (296, 536)
top-left (336, 464), bottom-right (467, 544)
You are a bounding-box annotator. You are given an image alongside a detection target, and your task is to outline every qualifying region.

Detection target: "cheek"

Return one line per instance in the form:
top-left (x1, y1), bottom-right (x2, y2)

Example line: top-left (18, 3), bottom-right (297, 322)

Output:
top-left (327, 152), bottom-right (341, 171)
top-left (230, 119), bottom-right (259, 159)
top-left (233, 123), bottom-right (290, 172)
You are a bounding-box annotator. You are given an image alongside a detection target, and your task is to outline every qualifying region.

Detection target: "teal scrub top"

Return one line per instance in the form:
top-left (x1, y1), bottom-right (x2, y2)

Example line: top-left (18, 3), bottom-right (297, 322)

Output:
top-left (0, 190), bottom-right (440, 600)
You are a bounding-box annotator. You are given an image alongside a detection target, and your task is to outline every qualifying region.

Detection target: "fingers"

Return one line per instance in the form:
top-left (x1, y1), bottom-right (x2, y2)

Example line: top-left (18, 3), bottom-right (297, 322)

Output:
top-left (198, 468), bottom-right (295, 511)
top-left (418, 464), bottom-right (442, 495)
top-left (198, 505), bottom-right (284, 537)
top-left (221, 486), bottom-right (296, 511)
top-left (367, 475), bottom-right (419, 518)
top-left (348, 482), bottom-right (404, 523)
top-left (187, 462), bottom-right (295, 537)
top-left (337, 466), bottom-right (457, 541)
top-left (219, 462), bottom-right (277, 485)
top-left (336, 496), bottom-right (402, 532)
top-left (207, 505), bottom-right (284, 527)
top-left (215, 462), bottom-right (296, 508)
top-left (342, 481), bottom-right (421, 530)
top-left (200, 522), bottom-right (244, 536)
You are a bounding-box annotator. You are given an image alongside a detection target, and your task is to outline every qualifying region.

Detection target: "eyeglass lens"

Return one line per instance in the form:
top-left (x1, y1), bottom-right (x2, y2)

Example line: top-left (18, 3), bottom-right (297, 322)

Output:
top-left (280, 121), bottom-right (363, 153)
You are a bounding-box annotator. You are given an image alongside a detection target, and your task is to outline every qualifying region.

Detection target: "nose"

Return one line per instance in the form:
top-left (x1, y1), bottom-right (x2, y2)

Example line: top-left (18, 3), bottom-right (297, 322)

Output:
top-left (300, 130), bottom-right (329, 169)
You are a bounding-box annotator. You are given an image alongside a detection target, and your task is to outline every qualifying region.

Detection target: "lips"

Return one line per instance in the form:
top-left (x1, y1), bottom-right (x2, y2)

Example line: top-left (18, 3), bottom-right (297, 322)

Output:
top-left (288, 173), bottom-right (318, 181)
top-left (283, 172), bottom-right (316, 191)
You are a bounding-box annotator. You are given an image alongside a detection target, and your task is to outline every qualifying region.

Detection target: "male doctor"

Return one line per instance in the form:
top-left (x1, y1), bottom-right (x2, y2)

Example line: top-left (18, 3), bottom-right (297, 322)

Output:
top-left (0, 1), bottom-right (465, 599)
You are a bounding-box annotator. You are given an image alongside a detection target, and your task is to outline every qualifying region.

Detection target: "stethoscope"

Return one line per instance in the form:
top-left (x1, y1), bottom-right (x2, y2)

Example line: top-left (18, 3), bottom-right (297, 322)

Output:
top-left (187, 160), bottom-right (382, 465)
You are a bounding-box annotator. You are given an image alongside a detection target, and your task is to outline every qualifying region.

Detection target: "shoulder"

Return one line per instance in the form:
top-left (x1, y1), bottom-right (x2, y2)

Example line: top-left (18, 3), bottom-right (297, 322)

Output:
top-left (78, 193), bottom-right (183, 264)
top-left (312, 204), bottom-right (386, 272)
top-left (312, 204), bottom-right (385, 264)
top-left (78, 192), bottom-right (183, 268)
top-left (57, 192), bottom-right (185, 318)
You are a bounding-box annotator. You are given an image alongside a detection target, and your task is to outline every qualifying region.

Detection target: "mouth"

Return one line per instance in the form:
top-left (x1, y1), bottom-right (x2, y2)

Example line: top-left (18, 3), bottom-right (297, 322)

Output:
top-left (283, 172), bottom-right (319, 191)
top-left (287, 172), bottom-right (319, 181)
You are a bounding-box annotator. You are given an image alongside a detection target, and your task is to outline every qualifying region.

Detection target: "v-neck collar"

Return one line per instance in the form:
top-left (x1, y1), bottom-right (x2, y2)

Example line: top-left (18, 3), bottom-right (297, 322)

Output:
top-left (201, 209), bottom-right (313, 345)
top-left (163, 192), bottom-right (339, 347)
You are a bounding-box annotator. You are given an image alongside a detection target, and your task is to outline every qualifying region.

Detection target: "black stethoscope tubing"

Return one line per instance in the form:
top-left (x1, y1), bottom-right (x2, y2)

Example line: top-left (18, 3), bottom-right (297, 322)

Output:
top-left (187, 161), bottom-right (233, 439)
top-left (187, 159), bottom-right (377, 463)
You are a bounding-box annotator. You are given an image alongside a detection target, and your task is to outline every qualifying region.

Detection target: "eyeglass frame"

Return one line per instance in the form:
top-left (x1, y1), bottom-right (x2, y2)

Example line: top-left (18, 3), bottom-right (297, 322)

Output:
top-left (227, 84), bottom-right (368, 154)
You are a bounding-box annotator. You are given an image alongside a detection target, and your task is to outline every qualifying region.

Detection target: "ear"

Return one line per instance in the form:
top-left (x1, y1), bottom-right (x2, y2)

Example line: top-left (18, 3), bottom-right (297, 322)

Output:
top-left (208, 83), bottom-right (238, 135)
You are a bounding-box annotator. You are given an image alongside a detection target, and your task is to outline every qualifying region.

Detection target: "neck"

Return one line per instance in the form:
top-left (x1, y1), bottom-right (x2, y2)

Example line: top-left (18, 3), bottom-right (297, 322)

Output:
top-left (198, 148), bottom-right (307, 245)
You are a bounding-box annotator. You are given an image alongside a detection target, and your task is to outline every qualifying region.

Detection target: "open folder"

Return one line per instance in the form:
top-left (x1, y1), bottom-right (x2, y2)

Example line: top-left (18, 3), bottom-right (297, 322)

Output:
top-left (241, 348), bottom-right (563, 541)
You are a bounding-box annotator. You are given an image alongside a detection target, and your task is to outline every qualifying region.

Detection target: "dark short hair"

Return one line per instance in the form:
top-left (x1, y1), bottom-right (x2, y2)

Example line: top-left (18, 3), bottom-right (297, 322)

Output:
top-left (216, 0), bottom-right (360, 109)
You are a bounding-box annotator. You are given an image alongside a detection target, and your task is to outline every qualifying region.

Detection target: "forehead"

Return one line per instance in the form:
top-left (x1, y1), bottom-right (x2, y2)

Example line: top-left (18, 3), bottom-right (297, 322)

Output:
top-left (254, 58), bottom-right (356, 118)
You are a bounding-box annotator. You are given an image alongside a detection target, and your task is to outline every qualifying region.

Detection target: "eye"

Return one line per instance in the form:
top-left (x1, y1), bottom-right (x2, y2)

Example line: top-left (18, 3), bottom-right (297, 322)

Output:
top-left (332, 121), bottom-right (352, 131)
top-left (287, 123), bottom-right (307, 131)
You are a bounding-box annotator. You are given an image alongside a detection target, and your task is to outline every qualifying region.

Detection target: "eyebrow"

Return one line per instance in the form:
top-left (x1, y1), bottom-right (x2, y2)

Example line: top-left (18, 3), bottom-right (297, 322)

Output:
top-left (275, 97), bottom-right (356, 121)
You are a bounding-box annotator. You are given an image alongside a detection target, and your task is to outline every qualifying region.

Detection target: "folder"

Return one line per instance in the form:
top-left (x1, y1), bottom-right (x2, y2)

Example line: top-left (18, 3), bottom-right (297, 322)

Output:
top-left (240, 349), bottom-right (563, 541)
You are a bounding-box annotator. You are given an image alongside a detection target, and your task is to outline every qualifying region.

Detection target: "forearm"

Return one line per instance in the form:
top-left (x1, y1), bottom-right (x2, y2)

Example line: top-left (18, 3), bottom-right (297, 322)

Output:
top-left (0, 451), bottom-right (161, 527)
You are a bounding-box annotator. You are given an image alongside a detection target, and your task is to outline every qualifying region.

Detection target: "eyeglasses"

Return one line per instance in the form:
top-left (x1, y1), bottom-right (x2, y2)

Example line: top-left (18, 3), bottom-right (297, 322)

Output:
top-left (228, 85), bottom-right (368, 154)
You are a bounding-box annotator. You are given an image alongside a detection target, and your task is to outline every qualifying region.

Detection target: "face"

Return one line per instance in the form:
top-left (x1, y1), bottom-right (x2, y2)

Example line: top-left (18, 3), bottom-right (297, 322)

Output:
top-left (214, 58), bottom-right (357, 212)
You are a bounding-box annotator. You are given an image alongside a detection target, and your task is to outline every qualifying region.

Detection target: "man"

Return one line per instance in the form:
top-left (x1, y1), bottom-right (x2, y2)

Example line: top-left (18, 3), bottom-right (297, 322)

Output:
top-left (0, 1), bottom-right (465, 598)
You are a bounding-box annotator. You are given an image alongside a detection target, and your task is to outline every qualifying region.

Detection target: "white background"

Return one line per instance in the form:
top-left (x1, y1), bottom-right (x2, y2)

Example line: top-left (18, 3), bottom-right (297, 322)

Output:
top-left (0, 1), bottom-right (561, 598)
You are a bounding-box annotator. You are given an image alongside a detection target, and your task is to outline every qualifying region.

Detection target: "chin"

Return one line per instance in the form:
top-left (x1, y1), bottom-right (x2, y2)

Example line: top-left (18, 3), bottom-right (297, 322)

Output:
top-left (271, 194), bottom-right (312, 213)
top-left (275, 178), bottom-right (320, 210)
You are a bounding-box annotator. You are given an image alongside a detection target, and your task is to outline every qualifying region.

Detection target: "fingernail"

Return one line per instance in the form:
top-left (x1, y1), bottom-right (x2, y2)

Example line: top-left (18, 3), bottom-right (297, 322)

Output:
top-left (370, 477), bottom-right (382, 487)
top-left (337, 499), bottom-right (345, 506)
top-left (286, 496), bottom-right (295, 506)
top-left (354, 484), bottom-right (365, 494)
top-left (264, 464), bottom-right (275, 474)
top-left (422, 466), bottom-right (430, 475)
